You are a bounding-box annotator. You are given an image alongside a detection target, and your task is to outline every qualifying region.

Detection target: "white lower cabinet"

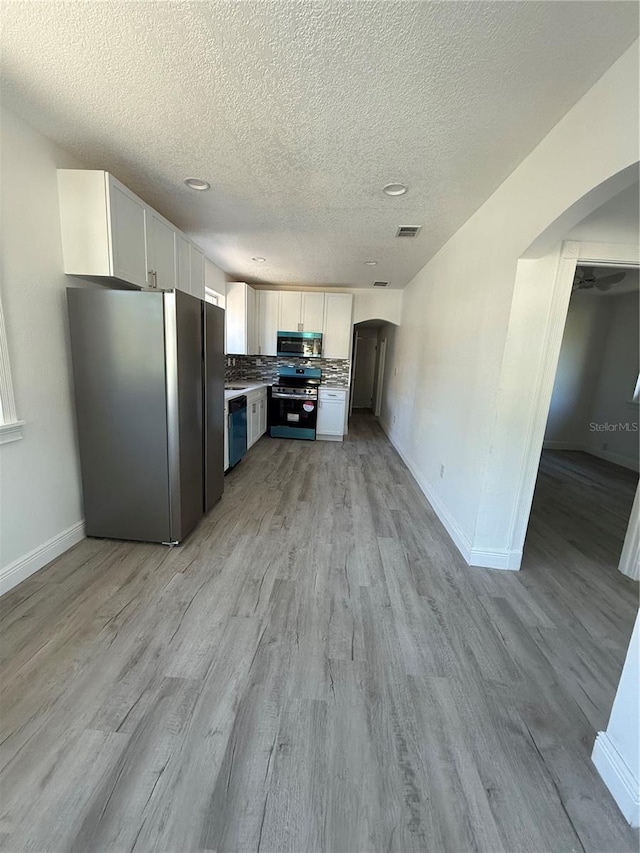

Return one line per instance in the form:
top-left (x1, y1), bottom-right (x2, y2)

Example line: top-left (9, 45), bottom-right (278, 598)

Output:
top-left (247, 386), bottom-right (268, 449)
top-left (317, 388), bottom-right (347, 440)
top-left (259, 395), bottom-right (267, 436)
top-left (248, 398), bottom-right (260, 448)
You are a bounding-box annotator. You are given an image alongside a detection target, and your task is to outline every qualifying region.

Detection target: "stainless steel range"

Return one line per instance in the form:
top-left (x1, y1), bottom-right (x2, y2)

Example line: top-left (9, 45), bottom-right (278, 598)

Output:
top-left (269, 366), bottom-right (321, 440)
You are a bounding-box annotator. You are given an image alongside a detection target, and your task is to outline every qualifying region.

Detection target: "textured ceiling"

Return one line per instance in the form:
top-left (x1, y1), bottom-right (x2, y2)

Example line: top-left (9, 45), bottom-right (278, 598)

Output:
top-left (1, 1), bottom-right (638, 289)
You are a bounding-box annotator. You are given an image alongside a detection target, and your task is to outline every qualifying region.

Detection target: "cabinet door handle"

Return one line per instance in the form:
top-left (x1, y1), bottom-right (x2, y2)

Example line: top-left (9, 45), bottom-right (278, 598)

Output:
top-left (148, 269), bottom-right (157, 288)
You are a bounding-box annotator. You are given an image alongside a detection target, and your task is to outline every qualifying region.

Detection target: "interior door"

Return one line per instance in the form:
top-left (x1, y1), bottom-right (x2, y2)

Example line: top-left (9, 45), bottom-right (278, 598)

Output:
top-left (353, 336), bottom-right (377, 408)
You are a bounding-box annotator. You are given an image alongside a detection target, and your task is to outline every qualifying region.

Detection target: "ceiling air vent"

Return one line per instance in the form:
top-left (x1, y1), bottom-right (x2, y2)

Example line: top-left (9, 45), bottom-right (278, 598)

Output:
top-left (373, 281), bottom-right (388, 287)
top-left (396, 226), bottom-right (422, 238)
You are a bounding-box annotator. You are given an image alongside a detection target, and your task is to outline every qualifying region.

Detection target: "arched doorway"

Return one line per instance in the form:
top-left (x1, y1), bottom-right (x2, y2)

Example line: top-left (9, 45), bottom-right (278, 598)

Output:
top-left (471, 168), bottom-right (639, 570)
top-left (349, 319), bottom-right (398, 423)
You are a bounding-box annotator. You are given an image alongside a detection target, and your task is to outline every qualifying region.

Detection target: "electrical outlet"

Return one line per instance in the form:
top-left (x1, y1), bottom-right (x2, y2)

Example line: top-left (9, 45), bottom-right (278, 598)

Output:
top-left (393, 415), bottom-right (396, 424)
top-left (440, 464), bottom-right (445, 479)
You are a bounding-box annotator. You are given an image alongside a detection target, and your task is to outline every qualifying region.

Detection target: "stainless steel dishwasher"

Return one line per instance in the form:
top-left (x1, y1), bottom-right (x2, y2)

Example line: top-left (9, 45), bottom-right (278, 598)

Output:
top-left (228, 395), bottom-right (247, 468)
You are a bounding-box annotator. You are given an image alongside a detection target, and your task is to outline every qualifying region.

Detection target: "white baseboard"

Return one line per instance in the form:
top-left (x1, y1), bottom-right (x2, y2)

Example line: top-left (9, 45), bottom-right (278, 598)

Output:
top-left (378, 419), bottom-right (518, 571)
top-left (469, 547), bottom-right (523, 571)
top-left (592, 732), bottom-right (640, 827)
top-left (543, 440), bottom-right (577, 450)
top-left (543, 441), bottom-right (639, 472)
top-left (0, 520), bottom-right (85, 596)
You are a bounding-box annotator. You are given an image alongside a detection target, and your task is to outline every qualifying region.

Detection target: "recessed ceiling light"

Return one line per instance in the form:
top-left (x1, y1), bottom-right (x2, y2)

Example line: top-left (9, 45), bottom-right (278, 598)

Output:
top-left (364, 260), bottom-right (378, 266)
top-left (383, 183), bottom-right (408, 196)
top-left (252, 257), bottom-right (266, 262)
top-left (184, 178), bottom-right (210, 191)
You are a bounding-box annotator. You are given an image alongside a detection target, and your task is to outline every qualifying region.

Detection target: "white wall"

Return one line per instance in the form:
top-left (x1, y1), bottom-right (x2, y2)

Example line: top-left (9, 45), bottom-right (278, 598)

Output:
top-left (0, 107), bottom-right (88, 590)
top-left (566, 182), bottom-right (639, 244)
top-left (589, 290), bottom-right (640, 468)
top-left (379, 42), bottom-right (639, 569)
top-left (545, 288), bottom-right (639, 470)
top-left (352, 289), bottom-right (402, 326)
top-left (545, 293), bottom-right (612, 444)
top-left (592, 611), bottom-right (640, 826)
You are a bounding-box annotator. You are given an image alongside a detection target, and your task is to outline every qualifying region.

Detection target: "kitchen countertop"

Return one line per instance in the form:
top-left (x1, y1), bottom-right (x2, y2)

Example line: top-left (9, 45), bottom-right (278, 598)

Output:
top-left (224, 381), bottom-right (348, 402)
top-left (224, 382), bottom-right (269, 402)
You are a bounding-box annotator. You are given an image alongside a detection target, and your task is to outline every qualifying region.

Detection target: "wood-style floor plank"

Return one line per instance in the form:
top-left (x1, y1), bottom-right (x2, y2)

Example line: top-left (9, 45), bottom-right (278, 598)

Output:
top-left (0, 418), bottom-right (638, 852)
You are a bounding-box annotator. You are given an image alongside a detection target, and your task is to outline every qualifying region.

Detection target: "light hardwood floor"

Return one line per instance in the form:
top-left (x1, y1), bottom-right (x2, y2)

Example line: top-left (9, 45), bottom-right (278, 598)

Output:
top-left (1, 414), bottom-right (638, 853)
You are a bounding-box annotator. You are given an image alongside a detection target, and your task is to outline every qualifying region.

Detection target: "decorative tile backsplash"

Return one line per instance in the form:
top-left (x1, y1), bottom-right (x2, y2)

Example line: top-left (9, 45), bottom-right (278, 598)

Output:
top-left (226, 355), bottom-right (351, 387)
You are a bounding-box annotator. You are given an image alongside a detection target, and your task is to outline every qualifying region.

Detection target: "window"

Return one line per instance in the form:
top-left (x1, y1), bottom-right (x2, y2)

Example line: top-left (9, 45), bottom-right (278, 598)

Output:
top-left (632, 373), bottom-right (640, 404)
top-left (0, 298), bottom-right (24, 443)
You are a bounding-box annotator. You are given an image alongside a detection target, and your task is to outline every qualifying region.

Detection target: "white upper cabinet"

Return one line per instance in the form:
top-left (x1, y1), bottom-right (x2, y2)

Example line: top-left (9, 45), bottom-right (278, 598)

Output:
top-left (258, 290), bottom-right (280, 355)
top-left (277, 291), bottom-right (324, 332)
top-left (58, 170), bottom-right (149, 288)
top-left (58, 170), bottom-right (210, 297)
top-left (109, 176), bottom-right (149, 287)
top-left (301, 293), bottom-right (325, 332)
top-left (323, 293), bottom-right (353, 359)
top-left (146, 209), bottom-right (176, 291)
top-left (247, 284), bottom-right (258, 354)
top-left (176, 233), bottom-right (191, 294)
top-left (189, 244), bottom-right (205, 300)
top-left (226, 282), bottom-right (258, 355)
top-left (279, 292), bottom-right (302, 331)
top-left (255, 289), bottom-right (350, 358)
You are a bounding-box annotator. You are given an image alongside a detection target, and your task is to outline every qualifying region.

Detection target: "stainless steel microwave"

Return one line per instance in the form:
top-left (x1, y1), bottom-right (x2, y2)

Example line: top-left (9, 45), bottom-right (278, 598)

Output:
top-left (277, 331), bottom-right (322, 358)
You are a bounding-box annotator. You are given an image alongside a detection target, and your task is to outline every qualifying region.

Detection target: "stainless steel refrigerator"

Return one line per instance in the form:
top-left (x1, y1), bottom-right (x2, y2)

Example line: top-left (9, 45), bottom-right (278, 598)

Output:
top-left (67, 288), bottom-right (224, 544)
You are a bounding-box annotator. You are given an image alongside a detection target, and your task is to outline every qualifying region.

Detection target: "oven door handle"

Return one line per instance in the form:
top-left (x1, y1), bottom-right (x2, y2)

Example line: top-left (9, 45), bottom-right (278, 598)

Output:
top-left (272, 392), bottom-right (317, 400)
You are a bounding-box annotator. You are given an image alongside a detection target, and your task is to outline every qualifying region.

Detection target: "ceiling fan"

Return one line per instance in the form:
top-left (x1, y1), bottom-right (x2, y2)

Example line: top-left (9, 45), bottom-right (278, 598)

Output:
top-left (572, 266), bottom-right (627, 292)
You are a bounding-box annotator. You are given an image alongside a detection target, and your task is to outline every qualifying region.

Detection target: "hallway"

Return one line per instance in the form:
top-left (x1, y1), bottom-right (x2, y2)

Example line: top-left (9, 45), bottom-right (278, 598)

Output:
top-left (0, 414), bottom-right (637, 852)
